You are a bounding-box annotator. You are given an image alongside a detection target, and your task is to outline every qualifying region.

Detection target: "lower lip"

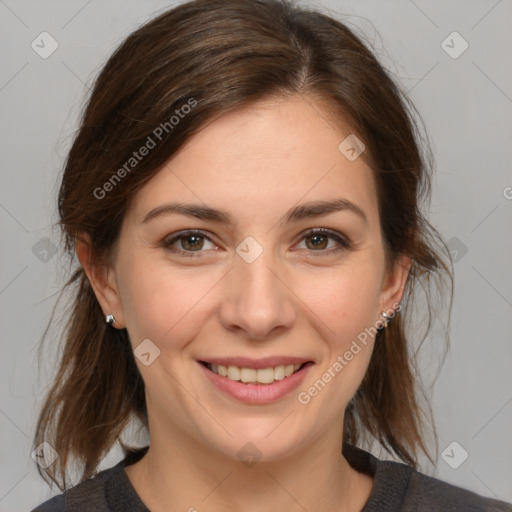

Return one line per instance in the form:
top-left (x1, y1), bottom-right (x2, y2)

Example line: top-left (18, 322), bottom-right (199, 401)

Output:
top-left (198, 361), bottom-right (314, 404)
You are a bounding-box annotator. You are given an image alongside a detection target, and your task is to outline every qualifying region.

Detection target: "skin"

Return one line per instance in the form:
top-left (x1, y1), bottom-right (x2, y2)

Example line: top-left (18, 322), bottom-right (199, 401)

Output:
top-left (77, 94), bottom-right (411, 512)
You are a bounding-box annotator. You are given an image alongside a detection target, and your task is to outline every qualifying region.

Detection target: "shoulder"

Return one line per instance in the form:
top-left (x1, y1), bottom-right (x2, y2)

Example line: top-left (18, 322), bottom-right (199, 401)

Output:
top-left (378, 457), bottom-right (512, 512)
top-left (30, 463), bottom-right (119, 512)
top-left (403, 466), bottom-right (512, 512)
top-left (343, 444), bottom-right (512, 512)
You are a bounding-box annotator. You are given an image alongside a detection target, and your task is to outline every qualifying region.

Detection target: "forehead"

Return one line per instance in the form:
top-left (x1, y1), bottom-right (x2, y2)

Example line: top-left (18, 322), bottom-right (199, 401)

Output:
top-left (125, 95), bottom-right (379, 229)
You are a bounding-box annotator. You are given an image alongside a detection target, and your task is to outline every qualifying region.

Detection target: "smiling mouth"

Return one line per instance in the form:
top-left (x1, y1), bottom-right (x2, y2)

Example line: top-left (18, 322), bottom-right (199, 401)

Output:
top-left (199, 361), bottom-right (312, 385)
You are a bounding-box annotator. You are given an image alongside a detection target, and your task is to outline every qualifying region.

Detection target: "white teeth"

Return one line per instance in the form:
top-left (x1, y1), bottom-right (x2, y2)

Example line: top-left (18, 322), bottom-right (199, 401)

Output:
top-left (240, 368), bottom-right (257, 383)
top-left (274, 365), bottom-right (285, 380)
top-left (226, 365), bottom-right (240, 380)
top-left (255, 367), bottom-right (274, 384)
top-left (208, 363), bottom-right (303, 384)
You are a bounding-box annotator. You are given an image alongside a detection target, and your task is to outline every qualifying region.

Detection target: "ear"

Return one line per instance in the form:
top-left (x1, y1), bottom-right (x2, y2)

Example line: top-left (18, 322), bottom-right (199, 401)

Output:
top-left (75, 233), bottom-right (126, 329)
top-left (379, 254), bottom-right (412, 314)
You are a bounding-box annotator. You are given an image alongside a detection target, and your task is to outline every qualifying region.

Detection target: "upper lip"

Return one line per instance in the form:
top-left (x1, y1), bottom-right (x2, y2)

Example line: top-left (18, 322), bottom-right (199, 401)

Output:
top-left (199, 356), bottom-right (312, 369)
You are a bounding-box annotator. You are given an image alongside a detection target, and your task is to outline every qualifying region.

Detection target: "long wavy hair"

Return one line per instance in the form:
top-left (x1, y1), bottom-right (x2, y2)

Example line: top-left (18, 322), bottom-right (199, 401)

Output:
top-left (34, 0), bottom-right (453, 490)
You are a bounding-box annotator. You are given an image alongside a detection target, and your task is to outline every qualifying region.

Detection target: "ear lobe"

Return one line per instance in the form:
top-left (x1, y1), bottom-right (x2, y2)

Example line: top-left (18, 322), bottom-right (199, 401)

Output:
top-left (75, 233), bottom-right (125, 328)
top-left (380, 254), bottom-right (412, 311)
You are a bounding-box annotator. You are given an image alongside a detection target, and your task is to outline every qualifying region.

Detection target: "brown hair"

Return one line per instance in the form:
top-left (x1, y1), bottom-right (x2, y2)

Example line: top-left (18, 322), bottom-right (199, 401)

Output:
top-left (34, 0), bottom-right (453, 490)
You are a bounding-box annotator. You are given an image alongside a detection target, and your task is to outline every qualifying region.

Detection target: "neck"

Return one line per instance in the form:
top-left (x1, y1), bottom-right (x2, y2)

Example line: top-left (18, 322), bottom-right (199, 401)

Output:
top-left (124, 424), bottom-right (373, 512)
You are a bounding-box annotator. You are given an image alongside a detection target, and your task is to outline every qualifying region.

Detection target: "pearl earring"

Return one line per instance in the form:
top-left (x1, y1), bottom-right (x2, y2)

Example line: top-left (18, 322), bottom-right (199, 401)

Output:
top-left (381, 311), bottom-right (389, 328)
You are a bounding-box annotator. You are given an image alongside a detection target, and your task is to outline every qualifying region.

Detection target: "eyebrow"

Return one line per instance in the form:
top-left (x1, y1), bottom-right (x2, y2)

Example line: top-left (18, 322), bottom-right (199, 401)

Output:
top-left (141, 198), bottom-right (368, 226)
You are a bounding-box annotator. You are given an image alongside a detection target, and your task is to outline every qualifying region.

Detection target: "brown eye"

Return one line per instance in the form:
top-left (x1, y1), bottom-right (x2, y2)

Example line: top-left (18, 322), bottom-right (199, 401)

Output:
top-left (180, 233), bottom-right (205, 251)
top-left (162, 230), bottom-right (217, 257)
top-left (304, 233), bottom-right (329, 250)
top-left (297, 228), bottom-right (352, 255)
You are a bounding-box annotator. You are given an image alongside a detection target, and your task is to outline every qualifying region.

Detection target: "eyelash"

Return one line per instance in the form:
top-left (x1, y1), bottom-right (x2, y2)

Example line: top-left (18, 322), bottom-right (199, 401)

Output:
top-left (161, 228), bottom-right (352, 258)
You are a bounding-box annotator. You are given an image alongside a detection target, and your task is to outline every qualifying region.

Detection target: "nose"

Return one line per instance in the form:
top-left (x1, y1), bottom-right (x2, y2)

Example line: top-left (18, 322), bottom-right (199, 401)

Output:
top-left (218, 246), bottom-right (296, 341)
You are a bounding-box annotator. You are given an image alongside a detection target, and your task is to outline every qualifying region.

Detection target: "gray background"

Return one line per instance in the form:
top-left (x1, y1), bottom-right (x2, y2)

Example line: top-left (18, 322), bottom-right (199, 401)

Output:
top-left (1, 0), bottom-right (511, 510)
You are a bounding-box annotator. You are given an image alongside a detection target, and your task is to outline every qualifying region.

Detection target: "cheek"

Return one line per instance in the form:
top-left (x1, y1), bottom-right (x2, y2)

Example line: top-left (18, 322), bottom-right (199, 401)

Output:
top-left (298, 263), bottom-right (382, 339)
top-left (118, 259), bottom-right (219, 347)
top-left (118, 245), bottom-right (383, 356)
top-left (294, 266), bottom-right (382, 415)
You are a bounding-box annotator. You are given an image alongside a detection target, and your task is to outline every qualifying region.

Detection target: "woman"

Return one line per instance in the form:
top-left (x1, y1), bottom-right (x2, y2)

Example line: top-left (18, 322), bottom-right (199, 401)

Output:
top-left (32, 0), bottom-right (512, 510)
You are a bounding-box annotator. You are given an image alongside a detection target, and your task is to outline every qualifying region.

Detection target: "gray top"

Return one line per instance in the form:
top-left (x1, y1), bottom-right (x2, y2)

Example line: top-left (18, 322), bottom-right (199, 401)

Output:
top-left (32, 444), bottom-right (512, 511)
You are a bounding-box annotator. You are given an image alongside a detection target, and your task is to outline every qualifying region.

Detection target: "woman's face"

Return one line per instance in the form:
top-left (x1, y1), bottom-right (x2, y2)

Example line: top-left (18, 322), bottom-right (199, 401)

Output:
top-left (92, 94), bottom-right (408, 462)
